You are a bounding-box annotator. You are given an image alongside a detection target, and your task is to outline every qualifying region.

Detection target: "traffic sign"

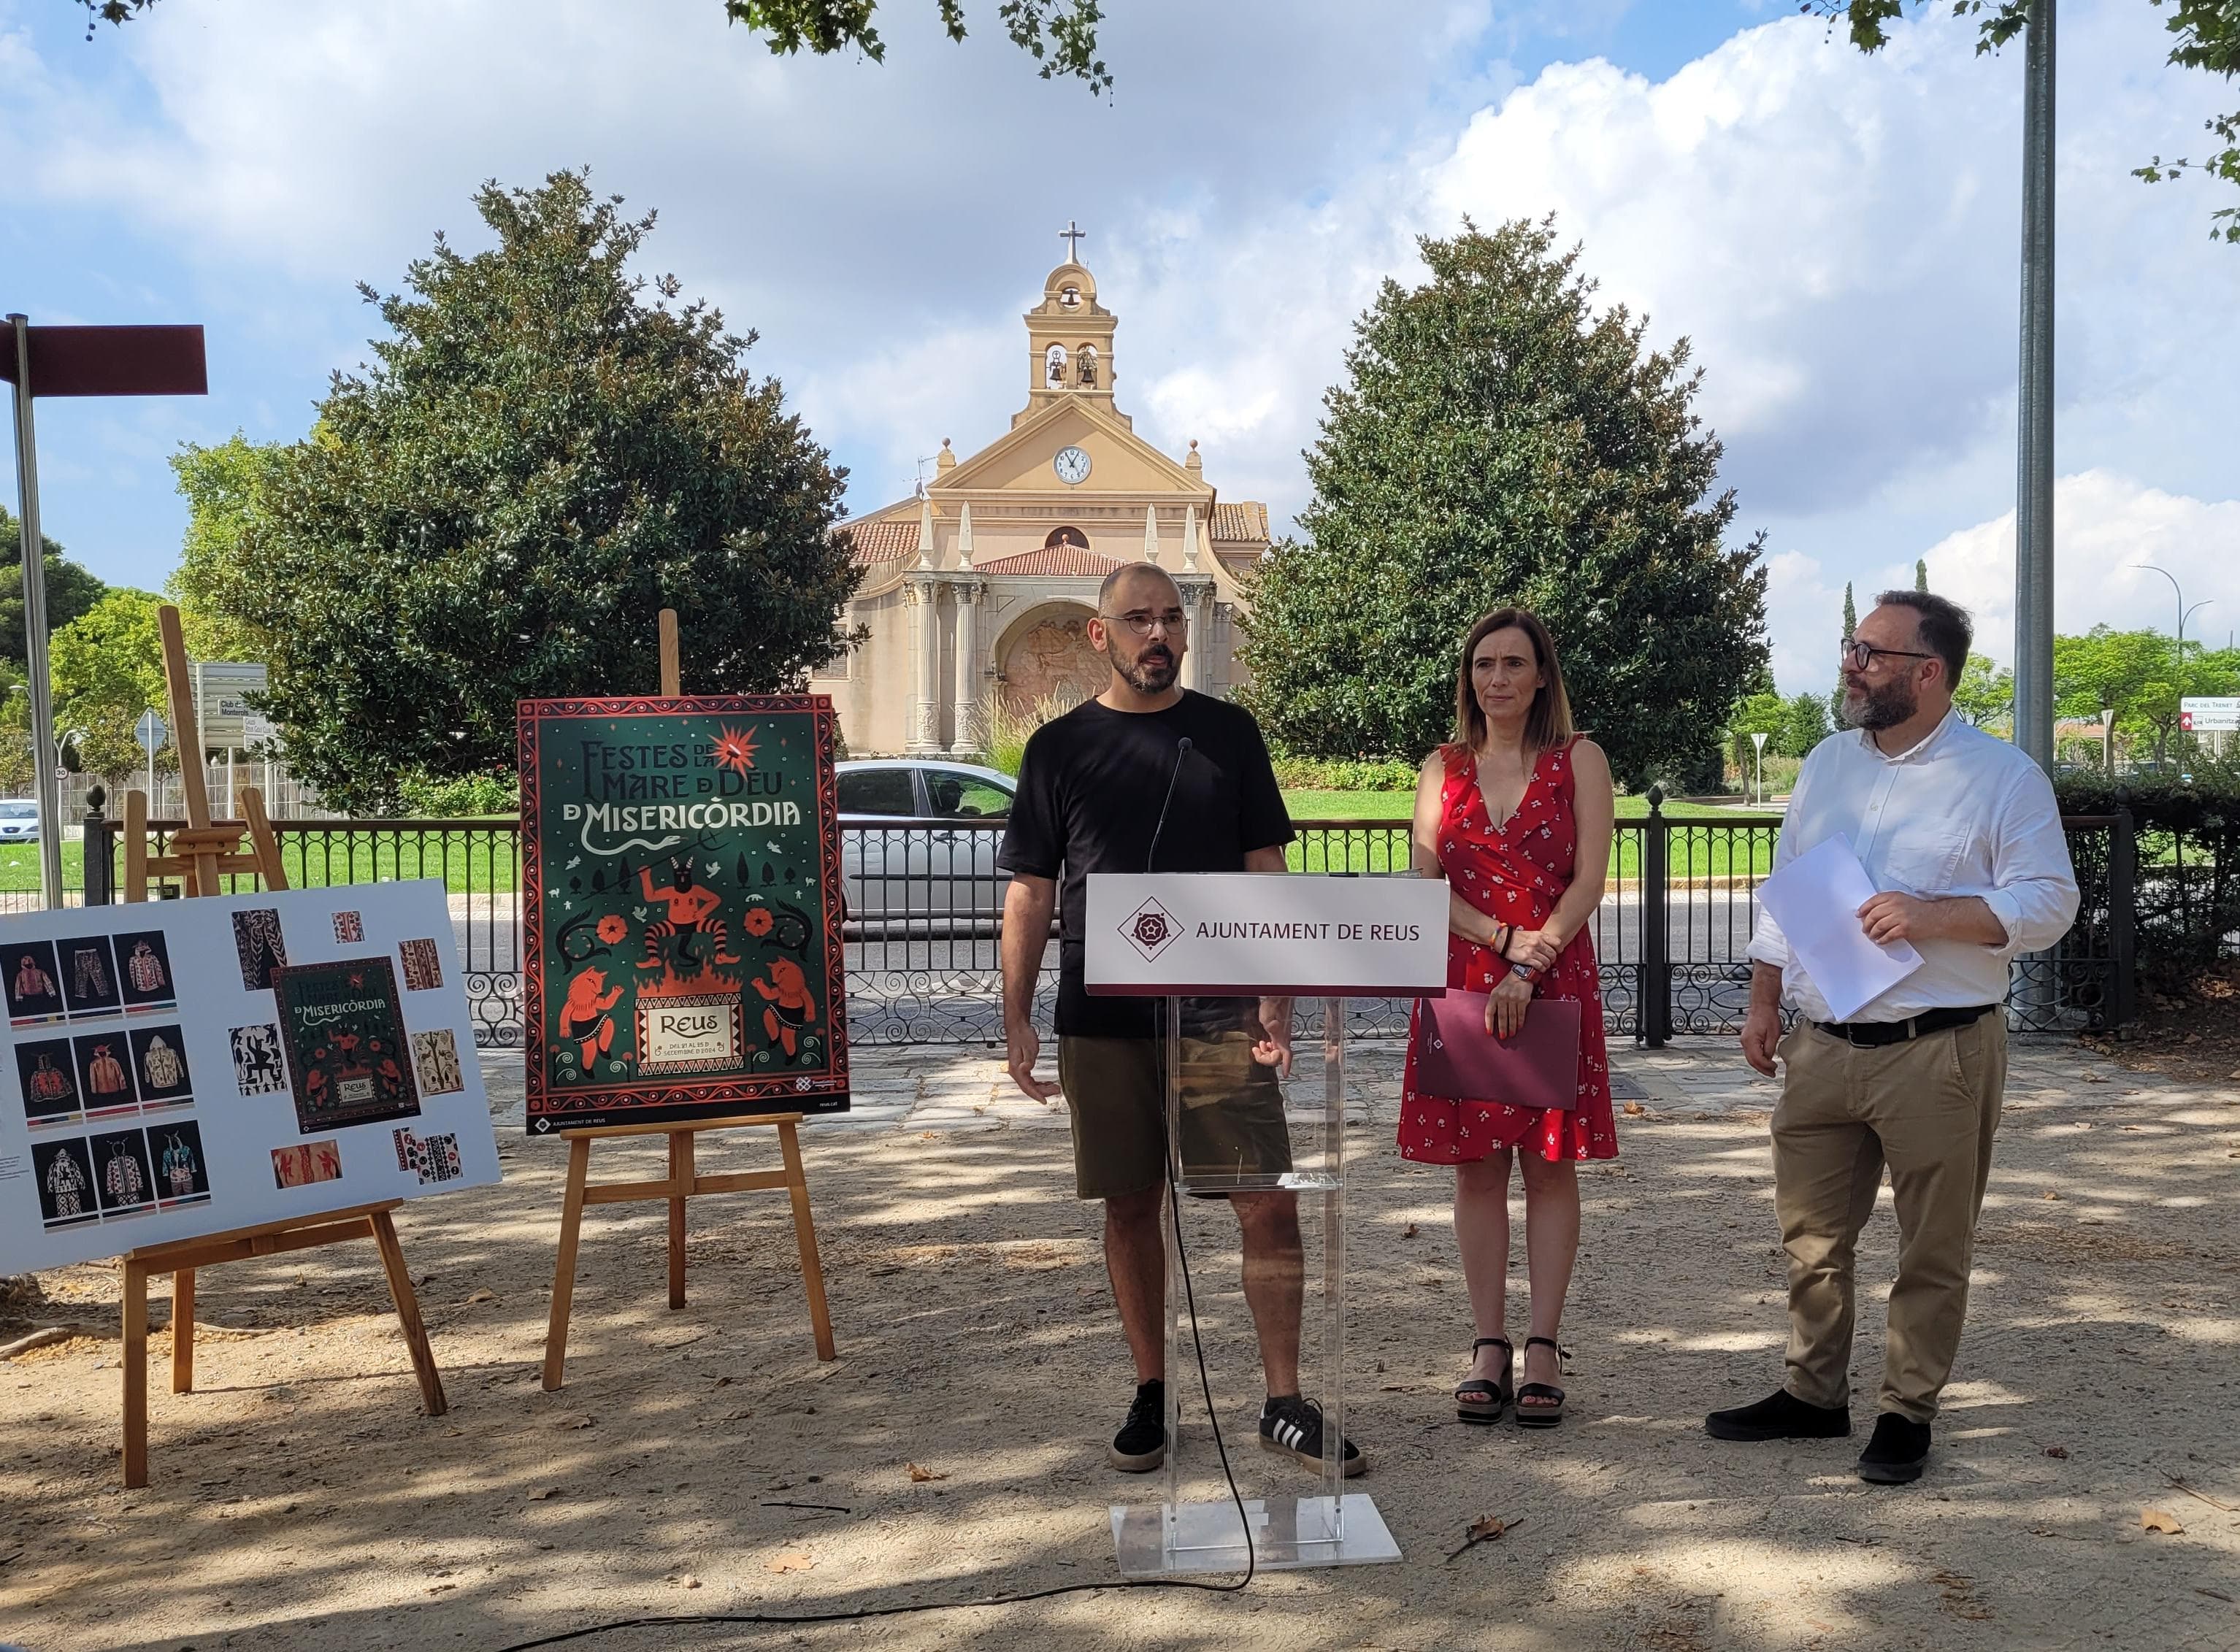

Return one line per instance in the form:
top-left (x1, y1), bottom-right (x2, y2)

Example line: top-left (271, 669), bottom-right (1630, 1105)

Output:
top-left (2181, 696), bottom-right (2240, 733)
top-left (134, 710), bottom-right (167, 753)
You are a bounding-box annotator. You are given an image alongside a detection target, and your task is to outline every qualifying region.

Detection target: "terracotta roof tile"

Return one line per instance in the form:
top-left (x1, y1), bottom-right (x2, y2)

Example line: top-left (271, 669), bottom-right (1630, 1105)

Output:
top-left (974, 545), bottom-right (1127, 577)
top-left (842, 518), bottom-right (920, 564)
top-left (1212, 502), bottom-right (1270, 543)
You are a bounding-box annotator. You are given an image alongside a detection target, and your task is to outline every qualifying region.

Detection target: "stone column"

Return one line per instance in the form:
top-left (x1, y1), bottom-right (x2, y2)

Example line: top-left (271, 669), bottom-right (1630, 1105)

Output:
top-left (908, 580), bottom-right (943, 753)
top-left (1181, 579), bottom-right (1213, 693)
top-left (951, 580), bottom-right (981, 756)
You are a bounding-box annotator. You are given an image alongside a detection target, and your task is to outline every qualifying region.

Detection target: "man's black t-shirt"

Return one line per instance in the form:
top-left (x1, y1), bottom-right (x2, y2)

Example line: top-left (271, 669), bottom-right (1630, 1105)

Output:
top-left (997, 691), bottom-right (1294, 1039)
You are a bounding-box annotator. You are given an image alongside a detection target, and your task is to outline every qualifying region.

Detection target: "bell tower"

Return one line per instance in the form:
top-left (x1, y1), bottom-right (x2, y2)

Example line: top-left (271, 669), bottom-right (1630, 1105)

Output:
top-left (1024, 221), bottom-right (1118, 417)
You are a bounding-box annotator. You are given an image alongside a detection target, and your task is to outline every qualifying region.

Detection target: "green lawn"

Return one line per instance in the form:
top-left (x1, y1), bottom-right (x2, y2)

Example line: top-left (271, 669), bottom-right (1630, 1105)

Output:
top-left (1280, 790), bottom-right (1782, 878)
top-left (0, 831), bottom-right (521, 898)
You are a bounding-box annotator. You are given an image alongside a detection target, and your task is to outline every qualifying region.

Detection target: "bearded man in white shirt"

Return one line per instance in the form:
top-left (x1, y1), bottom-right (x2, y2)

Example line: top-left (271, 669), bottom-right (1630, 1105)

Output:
top-left (1706, 590), bottom-right (2079, 1485)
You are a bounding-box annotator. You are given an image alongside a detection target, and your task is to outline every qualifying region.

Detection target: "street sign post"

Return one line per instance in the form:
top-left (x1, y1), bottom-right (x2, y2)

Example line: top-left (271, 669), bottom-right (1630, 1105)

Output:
top-left (135, 710), bottom-right (168, 804)
top-left (188, 661), bottom-right (269, 749)
top-left (1750, 731), bottom-right (1769, 808)
top-left (2180, 697), bottom-right (2240, 734)
top-left (4, 318), bottom-right (207, 908)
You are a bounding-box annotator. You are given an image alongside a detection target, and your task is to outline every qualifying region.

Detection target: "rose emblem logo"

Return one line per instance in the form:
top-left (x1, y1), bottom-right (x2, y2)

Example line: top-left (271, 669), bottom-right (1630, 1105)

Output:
top-left (1122, 899), bottom-right (1183, 962)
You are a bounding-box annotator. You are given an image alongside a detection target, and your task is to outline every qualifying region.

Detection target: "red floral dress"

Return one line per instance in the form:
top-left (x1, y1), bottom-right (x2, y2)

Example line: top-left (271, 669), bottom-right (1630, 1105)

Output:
top-left (1398, 740), bottom-right (1619, 1164)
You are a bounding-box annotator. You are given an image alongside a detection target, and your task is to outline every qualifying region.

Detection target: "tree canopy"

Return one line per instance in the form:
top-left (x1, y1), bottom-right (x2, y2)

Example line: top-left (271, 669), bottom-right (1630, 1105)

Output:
top-left (184, 169), bottom-right (860, 812)
top-left (1239, 220), bottom-right (1770, 791)
top-left (0, 508), bottom-right (109, 671)
top-left (48, 588), bottom-right (170, 783)
top-left (83, 0), bottom-right (1111, 91)
top-left (2055, 623), bottom-right (2239, 761)
top-left (1816, 1), bottom-right (2240, 242)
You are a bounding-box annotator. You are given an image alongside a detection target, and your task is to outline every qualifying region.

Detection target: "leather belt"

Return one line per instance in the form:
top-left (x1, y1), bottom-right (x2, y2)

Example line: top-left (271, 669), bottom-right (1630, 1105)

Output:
top-left (1813, 1004), bottom-right (1995, 1048)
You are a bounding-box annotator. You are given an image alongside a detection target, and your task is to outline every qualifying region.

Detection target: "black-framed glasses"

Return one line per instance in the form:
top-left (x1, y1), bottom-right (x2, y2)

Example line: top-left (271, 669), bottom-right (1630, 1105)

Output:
top-left (1100, 609), bottom-right (1189, 637)
top-left (1839, 638), bottom-right (1935, 672)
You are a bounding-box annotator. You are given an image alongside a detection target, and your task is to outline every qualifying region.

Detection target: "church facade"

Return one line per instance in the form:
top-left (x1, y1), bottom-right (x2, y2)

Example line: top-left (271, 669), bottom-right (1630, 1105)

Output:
top-left (817, 253), bottom-right (1272, 756)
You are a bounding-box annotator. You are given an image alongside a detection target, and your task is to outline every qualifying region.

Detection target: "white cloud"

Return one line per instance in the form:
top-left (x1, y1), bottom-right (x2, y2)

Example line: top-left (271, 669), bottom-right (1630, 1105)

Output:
top-left (2, 0), bottom-right (2235, 683)
top-left (1925, 472), bottom-right (2240, 664)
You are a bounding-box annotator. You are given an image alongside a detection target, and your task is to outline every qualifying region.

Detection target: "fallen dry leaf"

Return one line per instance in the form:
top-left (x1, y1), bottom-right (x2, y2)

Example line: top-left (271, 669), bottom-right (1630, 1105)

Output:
top-left (2044, 1445), bottom-right (2070, 1460)
top-left (2141, 1507), bottom-right (2186, 1535)
top-left (1622, 1101), bottom-right (1646, 1116)
top-left (1444, 1511), bottom-right (1524, 1561)
top-left (529, 1486), bottom-right (562, 1501)
top-left (1402, 1223), bottom-right (1419, 1239)
top-left (767, 1551), bottom-right (815, 1573)
top-left (554, 1413), bottom-right (594, 1430)
top-left (2041, 1190), bottom-right (2060, 1200)
top-left (464, 1289), bottom-right (497, 1305)
top-left (906, 1463), bottom-right (948, 1483)
top-left (680, 1575), bottom-right (702, 1589)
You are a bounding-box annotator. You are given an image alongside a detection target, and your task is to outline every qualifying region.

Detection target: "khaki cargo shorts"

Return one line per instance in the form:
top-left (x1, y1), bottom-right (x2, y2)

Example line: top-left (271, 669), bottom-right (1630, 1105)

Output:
top-left (1056, 1029), bottom-right (1294, 1201)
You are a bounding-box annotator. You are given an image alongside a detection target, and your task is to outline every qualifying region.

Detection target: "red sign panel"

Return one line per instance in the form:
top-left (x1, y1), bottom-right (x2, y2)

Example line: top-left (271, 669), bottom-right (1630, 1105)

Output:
top-left (0, 325), bottom-right (207, 397)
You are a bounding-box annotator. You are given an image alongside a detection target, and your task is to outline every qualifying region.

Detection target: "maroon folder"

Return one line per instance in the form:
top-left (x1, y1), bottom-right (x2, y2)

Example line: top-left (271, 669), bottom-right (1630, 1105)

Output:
top-left (1414, 992), bottom-right (1582, 1110)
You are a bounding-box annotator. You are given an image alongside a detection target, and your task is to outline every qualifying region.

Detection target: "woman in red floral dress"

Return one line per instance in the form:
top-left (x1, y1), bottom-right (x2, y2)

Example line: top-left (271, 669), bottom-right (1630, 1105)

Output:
top-left (1399, 608), bottom-right (1618, 1429)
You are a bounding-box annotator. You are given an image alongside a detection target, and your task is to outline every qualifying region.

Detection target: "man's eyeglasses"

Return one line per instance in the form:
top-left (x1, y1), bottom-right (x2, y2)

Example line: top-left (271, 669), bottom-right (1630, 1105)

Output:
top-left (1101, 610), bottom-right (1189, 637)
top-left (1839, 638), bottom-right (1935, 672)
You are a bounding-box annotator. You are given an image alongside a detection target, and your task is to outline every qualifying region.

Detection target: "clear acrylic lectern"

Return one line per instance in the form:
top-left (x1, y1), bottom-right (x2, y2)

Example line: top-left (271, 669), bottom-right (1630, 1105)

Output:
top-left (1105, 991), bottom-right (1400, 1575)
top-left (1085, 870), bottom-right (1448, 1578)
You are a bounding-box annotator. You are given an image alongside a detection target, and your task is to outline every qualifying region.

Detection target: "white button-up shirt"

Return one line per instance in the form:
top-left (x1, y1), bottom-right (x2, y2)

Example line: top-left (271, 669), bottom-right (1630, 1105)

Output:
top-left (1747, 711), bottom-right (2080, 1023)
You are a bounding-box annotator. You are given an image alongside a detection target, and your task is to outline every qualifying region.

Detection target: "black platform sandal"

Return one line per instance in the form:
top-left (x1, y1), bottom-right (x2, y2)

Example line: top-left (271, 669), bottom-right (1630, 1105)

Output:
top-left (1455, 1336), bottom-right (1514, 1425)
top-left (1516, 1337), bottom-right (1568, 1429)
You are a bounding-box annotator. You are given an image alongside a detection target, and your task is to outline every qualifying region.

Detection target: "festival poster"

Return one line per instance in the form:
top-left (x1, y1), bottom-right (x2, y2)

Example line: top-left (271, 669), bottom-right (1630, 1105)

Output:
top-left (271, 958), bottom-right (422, 1134)
top-left (519, 695), bottom-right (850, 1132)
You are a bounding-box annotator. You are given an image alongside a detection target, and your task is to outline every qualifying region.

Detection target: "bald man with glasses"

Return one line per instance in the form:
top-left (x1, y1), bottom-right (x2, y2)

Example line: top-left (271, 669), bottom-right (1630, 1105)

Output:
top-left (1707, 590), bottom-right (2078, 1485)
top-left (997, 561), bottom-right (1365, 1480)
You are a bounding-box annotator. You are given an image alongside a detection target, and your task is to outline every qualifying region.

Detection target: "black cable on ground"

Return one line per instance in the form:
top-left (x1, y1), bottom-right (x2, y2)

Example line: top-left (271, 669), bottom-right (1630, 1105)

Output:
top-left (490, 1161), bottom-right (1256, 1651)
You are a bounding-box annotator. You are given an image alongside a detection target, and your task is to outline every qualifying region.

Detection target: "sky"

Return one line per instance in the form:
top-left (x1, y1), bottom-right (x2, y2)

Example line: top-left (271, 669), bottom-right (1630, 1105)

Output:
top-left (3, 0), bottom-right (2236, 700)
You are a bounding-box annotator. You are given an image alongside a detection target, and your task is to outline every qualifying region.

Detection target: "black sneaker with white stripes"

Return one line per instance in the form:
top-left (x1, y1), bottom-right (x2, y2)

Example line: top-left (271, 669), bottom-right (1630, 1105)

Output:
top-left (1258, 1394), bottom-right (1366, 1477)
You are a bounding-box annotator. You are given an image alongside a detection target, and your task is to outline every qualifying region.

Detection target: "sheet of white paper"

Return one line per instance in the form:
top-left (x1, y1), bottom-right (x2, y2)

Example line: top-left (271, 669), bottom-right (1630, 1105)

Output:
top-left (1754, 834), bottom-right (1923, 1022)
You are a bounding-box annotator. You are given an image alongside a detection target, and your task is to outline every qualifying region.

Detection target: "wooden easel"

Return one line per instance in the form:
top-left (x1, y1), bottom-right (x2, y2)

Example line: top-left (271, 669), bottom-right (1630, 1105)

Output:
top-left (114, 605), bottom-right (447, 1486)
top-left (540, 609), bottom-right (836, 1390)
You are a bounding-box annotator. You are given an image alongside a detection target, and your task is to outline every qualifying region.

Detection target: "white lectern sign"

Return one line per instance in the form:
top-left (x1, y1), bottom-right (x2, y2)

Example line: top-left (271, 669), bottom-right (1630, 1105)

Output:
top-left (1086, 872), bottom-right (1447, 996)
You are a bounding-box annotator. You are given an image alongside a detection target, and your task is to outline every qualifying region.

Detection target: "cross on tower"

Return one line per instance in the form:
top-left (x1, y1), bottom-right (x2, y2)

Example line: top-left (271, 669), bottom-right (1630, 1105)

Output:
top-left (1058, 220), bottom-right (1086, 261)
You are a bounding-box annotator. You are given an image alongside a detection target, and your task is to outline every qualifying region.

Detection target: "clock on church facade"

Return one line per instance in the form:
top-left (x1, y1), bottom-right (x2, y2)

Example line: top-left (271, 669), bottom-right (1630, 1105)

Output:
top-left (818, 245), bottom-right (1273, 757)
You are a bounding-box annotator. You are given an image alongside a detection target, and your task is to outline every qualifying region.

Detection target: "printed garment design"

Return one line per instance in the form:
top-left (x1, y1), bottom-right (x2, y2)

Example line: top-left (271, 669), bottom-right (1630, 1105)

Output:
top-left (410, 1029), bottom-right (464, 1096)
top-left (272, 1139), bottom-right (342, 1189)
top-left (392, 1127), bottom-right (462, 1184)
top-left (272, 958), bottom-right (421, 1133)
top-left (233, 909), bottom-right (288, 992)
top-left (155, 1123), bottom-right (208, 1200)
top-left (127, 941), bottom-right (166, 994)
top-left (142, 1036), bottom-right (183, 1091)
top-left (398, 938), bottom-right (443, 992)
top-left (61, 940), bottom-right (121, 1015)
top-left (74, 1035), bottom-right (135, 1109)
top-left (41, 1140), bottom-right (91, 1221)
top-left (15, 1040), bottom-right (79, 1121)
top-left (7, 942), bottom-right (63, 1021)
top-left (91, 1129), bottom-right (155, 1214)
top-left (332, 911), bottom-right (364, 944)
top-left (130, 1024), bottom-right (193, 1104)
top-left (229, 1024), bottom-right (288, 1096)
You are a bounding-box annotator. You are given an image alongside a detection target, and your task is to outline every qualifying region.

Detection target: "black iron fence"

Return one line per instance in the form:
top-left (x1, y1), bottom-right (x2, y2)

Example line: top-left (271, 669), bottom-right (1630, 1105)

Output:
top-left (81, 791), bottom-right (2136, 1049)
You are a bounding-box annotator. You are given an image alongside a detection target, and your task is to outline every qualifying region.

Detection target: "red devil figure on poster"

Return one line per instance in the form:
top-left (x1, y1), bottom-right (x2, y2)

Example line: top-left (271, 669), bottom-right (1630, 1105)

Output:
top-left (750, 958), bottom-right (816, 1057)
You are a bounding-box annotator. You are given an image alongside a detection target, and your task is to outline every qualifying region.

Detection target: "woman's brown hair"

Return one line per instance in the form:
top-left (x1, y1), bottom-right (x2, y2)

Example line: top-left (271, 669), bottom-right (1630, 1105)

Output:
top-left (1454, 607), bottom-right (1576, 754)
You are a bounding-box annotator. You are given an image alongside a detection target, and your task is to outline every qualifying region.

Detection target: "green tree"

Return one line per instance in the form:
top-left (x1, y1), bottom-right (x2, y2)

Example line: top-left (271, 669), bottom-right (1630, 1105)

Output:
top-left (1952, 651), bottom-right (2014, 730)
top-left (1729, 688), bottom-right (1787, 772)
top-left (200, 170), bottom-right (860, 812)
top-left (1239, 219), bottom-right (1770, 790)
top-left (1914, 557), bottom-right (1928, 593)
top-left (1830, 581), bottom-right (1858, 732)
top-left (0, 507), bottom-right (109, 670)
top-left (1818, 1), bottom-right (2240, 243)
top-left (169, 434), bottom-right (283, 665)
top-left (48, 589), bottom-right (170, 783)
top-left (85, 0), bottom-right (1112, 91)
top-left (2052, 624), bottom-right (2239, 763)
top-left (1782, 690), bottom-right (1832, 758)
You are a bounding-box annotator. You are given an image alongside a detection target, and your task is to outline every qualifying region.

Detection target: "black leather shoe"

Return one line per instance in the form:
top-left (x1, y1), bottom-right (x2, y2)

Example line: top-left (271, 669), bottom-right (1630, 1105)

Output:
top-left (1857, 1412), bottom-right (1931, 1484)
top-left (1705, 1388), bottom-right (1852, 1442)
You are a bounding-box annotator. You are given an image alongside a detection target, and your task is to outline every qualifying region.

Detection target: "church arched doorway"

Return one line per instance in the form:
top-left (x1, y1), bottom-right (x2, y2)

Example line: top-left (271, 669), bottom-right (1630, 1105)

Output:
top-left (995, 602), bottom-right (1103, 715)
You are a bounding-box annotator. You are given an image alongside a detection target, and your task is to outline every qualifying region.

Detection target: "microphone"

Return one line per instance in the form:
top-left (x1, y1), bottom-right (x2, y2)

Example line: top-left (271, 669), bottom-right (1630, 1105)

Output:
top-left (1145, 737), bottom-right (1194, 875)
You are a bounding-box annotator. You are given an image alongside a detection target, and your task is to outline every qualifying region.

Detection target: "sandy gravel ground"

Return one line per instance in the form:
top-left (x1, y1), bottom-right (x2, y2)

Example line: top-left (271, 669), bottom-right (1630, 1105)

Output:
top-left (2, 1039), bottom-right (2237, 1652)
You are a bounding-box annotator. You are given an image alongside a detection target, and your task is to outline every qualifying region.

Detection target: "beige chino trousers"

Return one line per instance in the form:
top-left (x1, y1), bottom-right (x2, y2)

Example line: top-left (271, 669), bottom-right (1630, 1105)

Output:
top-left (1772, 1015), bottom-right (2007, 1424)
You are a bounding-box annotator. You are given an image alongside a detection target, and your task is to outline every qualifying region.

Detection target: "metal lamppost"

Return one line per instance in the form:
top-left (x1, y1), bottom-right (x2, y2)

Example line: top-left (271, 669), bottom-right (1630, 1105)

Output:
top-left (2133, 563), bottom-right (2213, 675)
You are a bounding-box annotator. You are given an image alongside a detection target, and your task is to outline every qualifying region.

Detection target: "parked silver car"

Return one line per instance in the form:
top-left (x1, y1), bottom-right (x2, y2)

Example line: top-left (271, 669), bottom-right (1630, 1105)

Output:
top-left (0, 800), bottom-right (39, 844)
top-left (837, 761), bottom-right (1015, 928)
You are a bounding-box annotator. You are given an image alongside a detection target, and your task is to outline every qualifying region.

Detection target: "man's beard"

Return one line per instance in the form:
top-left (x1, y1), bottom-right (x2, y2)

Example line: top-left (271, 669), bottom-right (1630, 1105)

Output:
top-left (1845, 674), bottom-right (1917, 731)
top-left (1116, 642), bottom-right (1178, 694)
